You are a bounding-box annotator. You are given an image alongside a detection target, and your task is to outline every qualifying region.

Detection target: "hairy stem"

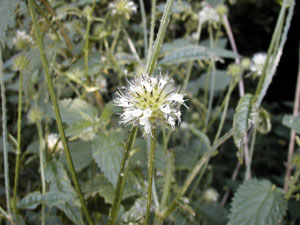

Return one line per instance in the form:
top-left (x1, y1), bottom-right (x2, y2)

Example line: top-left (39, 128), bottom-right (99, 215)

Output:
top-left (145, 129), bottom-right (157, 225)
top-left (108, 126), bottom-right (138, 225)
top-left (147, 0), bottom-right (156, 62)
top-left (28, 1), bottom-right (94, 224)
top-left (139, 0), bottom-right (148, 58)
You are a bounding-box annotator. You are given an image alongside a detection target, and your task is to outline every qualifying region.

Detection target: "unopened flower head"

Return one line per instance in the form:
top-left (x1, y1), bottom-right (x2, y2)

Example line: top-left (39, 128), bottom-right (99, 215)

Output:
top-left (199, 2), bottom-right (220, 25)
top-left (47, 133), bottom-right (63, 152)
top-left (109, 0), bottom-right (137, 19)
top-left (250, 53), bottom-right (267, 76)
top-left (114, 73), bottom-right (187, 135)
top-left (13, 30), bottom-right (34, 49)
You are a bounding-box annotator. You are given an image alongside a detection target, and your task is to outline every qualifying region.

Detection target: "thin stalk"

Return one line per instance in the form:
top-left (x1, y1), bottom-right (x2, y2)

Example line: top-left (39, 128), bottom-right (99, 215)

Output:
top-left (147, 0), bottom-right (156, 62)
top-left (111, 19), bottom-right (121, 53)
top-left (285, 34), bottom-right (300, 191)
top-left (145, 129), bottom-right (157, 225)
top-left (245, 127), bottom-right (257, 180)
top-left (286, 166), bottom-right (300, 200)
top-left (188, 162), bottom-right (208, 198)
top-left (0, 206), bottom-right (13, 225)
top-left (160, 130), bottom-right (233, 219)
top-left (108, 126), bottom-right (138, 225)
top-left (139, 0), bottom-right (148, 58)
top-left (213, 80), bottom-right (238, 143)
top-left (154, 152), bottom-right (174, 225)
top-left (36, 119), bottom-right (46, 225)
top-left (12, 68), bottom-right (24, 220)
top-left (146, 0), bottom-right (175, 74)
top-left (28, 1), bottom-right (94, 224)
top-left (0, 46), bottom-right (12, 218)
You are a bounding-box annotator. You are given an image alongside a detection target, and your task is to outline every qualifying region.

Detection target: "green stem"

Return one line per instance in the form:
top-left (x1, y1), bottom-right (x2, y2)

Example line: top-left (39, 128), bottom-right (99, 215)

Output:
top-left (139, 0), bottom-right (148, 58)
top-left (0, 46), bottom-right (12, 218)
top-left (147, 0), bottom-right (156, 62)
top-left (28, 1), bottom-right (94, 225)
top-left (213, 80), bottom-right (238, 144)
top-left (108, 126), bottom-right (138, 225)
top-left (160, 130), bottom-right (233, 219)
top-left (36, 118), bottom-right (46, 225)
top-left (145, 128), bottom-right (157, 225)
top-left (12, 68), bottom-right (24, 222)
top-left (245, 127), bottom-right (257, 180)
top-left (146, 0), bottom-right (175, 74)
top-left (286, 166), bottom-right (300, 200)
top-left (111, 19), bottom-right (122, 53)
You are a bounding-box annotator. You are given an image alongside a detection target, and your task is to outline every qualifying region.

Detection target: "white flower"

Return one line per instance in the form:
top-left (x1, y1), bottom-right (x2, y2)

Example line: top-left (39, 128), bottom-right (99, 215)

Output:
top-left (250, 52), bottom-right (267, 76)
top-left (114, 73), bottom-right (187, 135)
top-left (47, 133), bottom-right (63, 152)
top-left (109, 0), bottom-right (137, 19)
top-left (13, 30), bottom-right (34, 48)
top-left (199, 2), bottom-right (220, 25)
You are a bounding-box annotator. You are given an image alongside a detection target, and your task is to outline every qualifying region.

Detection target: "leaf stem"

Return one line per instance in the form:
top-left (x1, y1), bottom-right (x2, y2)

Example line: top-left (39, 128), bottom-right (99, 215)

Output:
top-left (145, 128), bottom-right (157, 225)
top-left (108, 126), bottom-right (138, 225)
top-left (28, 1), bottom-right (94, 224)
top-left (245, 127), bottom-right (257, 180)
top-left (12, 66), bottom-right (24, 222)
top-left (147, 0), bottom-right (156, 62)
top-left (139, 0), bottom-right (148, 58)
top-left (146, 0), bottom-right (175, 74)
top-left (0, 45), bottom-right (12, 218)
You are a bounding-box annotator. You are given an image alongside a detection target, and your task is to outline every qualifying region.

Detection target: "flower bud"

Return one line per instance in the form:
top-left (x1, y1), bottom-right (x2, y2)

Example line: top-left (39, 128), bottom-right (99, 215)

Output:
top-left (216, 4), bottom-right (228, 16)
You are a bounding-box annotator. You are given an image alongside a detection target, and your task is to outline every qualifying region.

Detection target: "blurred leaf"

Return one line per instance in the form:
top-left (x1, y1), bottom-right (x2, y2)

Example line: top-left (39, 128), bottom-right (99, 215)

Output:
top-left (18, 192), bottom-right (69, 210)
top-left (159, 45), bottom-right (239, 65)
top-left (49, 98), bottom-right (98, 125)
top-left (121, 198), bottom-right (146, 224)
top-left (282, 114), bottom-right (300, 134)
top-left (56, 202), bottom-right (84, 225)
top-left (256, 109), bottom-right (272, 134)
top-left (157, 1), bottom-right (191, 13)
top-left (61, 140), bottom-right (93, 172)
top-left (233, 94), bottom-right (256, 153)
top-left (228, 179), bottom-right (287, 225)
top-left (99, 102), bottom-right (115, 128)
top-left (197, 202), bottom-right (227, 225)
top-left (92, 130), bottom-right (126, 186)
top-left (198, 70), bottom-right (231, 92)
top-left (0, 0), bottom-right (19, 44)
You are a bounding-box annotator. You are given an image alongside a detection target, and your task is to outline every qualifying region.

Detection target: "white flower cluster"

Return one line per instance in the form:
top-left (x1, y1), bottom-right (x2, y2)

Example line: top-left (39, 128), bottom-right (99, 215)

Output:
top-left (47, 133), bottom-right (63, 152)
top-left (250, 53), bottom-right (267, 76)
top-left (114, 73), bottom-right (186, 135)
top-left (199, 2), bottom-right (220, 25)
top-left (13, 30), bottom-right (34, 46)
top-left (109, 0), bottom-right (137, 19)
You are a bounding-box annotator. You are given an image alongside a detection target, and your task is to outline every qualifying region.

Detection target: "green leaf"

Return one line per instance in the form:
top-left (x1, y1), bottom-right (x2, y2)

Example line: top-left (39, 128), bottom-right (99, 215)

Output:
top-left (18, 192), bottom-right (69, 209)
top-left (198, 70), bottom-right (231, 92)
top-left (56, 202), bottom-right (84, 225)
top-left (49, 98), bottom-right (98, 125)
top-left (228, 179), bottom-right (287, 225)
top-left (61, 141), bottom-right (93, 172)
top-left (159, 45), bottom-right (239, 65)
top-left (0, 0), bottom-right (20, 44)
top-left (92, 130), bottom-right (127, 186)
top-left (121, 198), bottom-right (147, 224)
top-left (256, 109), bottom-right (272, 134)
top-left (157, 1), bottom-right (191, 13)
top-left (282, 114), bottom-right (300, 134)
top-left (197, 202), bottom-right (228, 225)
top-left (233, 94), bottom-right (256, 151)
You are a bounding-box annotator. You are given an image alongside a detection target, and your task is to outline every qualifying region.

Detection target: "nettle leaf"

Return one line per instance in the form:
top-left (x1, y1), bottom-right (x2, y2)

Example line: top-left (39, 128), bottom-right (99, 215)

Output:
top-left (45, 161), bottom-right (84, 225)
top-left (18, 192), bottom-right (69, 210)
top-left (159, 45), bottom-right (239, 65)
top-left (228, 179), bottom-right (287, 225)
top-left (198, 70), bottom-right (231, 92)
top-left (0, 0), bottom-right (19, 44)
top-left (61, 141), bottom-right (93, 172)
top-left (282, 114), bottom-right (300, 134)
top-left (92, 130), bottom-right (127, 186)
top-left (49, 98), bottom-right (98, 125)
top-left (233, 94), bottom-right (256, 153)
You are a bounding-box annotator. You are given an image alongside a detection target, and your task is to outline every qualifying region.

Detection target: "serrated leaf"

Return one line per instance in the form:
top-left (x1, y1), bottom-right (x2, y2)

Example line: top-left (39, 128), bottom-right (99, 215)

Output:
top-left (282, 114), bottom-right (300, 134)
top-left (61, 141), bottom-right (93, 172)
top-left (48, 98), bottom-right (98, 125)
top-left (18, 192), bottom-right (69, 209)
top-left (0, 0), bottom-right (19, 44)
top-left (159, 45), bottom-right (239, 65)
top-left (92, 130), bottom-right (127, 186)
top-left (228, 179), bottom-right (287, 225)
top-left (233, 94), bottom-right (256, 150)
